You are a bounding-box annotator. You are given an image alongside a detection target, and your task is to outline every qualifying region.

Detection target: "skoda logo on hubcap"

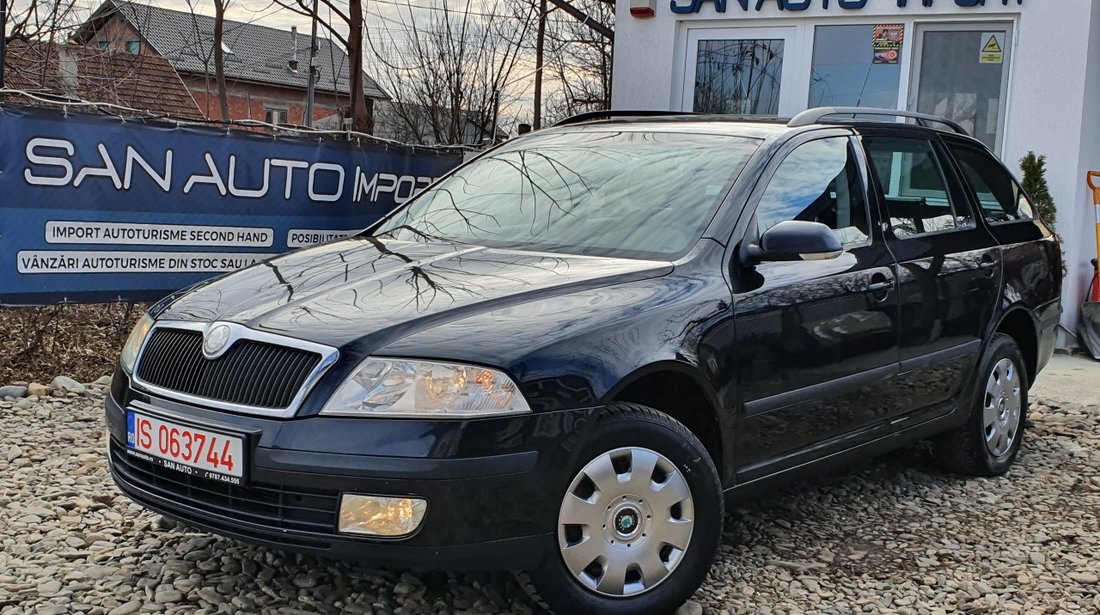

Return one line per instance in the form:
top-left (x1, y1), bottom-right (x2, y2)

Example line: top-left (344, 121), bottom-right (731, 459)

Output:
top-left (203, 324), bottom-right (233, 359)
top-left (615, 509), bottom-right (639, 536)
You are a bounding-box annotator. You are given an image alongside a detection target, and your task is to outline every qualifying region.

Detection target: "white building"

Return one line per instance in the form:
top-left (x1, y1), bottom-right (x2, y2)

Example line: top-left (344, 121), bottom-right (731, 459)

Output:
top-left (613, 0), bottom-right (1100, 349)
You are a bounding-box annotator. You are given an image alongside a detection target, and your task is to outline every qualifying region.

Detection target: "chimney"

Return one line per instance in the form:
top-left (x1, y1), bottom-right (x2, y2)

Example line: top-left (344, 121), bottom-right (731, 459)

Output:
top-left (288, 26), bottom-right (299, 72)
top-left (58, 47), bottom-right (79, 100)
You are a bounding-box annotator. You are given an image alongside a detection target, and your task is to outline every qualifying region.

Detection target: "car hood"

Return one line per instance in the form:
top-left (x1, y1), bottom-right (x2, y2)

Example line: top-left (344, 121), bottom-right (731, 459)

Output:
top-left (155, 236), bottom-right (673, 350)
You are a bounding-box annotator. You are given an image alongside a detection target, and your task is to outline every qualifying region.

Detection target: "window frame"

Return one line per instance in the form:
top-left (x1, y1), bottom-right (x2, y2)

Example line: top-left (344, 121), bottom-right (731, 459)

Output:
top-left (861, 132), bottom-right (976, 241)
top-left (745, 132), bottom-right (875, 252)
top-left (944, 139), bottom-right (1037, 227)
top-left (265, 107), bottom-right (289, 126)
top-left (808, 23), bottom-right (903, 110)
top-left (681, 26), bottom-right (804, 118)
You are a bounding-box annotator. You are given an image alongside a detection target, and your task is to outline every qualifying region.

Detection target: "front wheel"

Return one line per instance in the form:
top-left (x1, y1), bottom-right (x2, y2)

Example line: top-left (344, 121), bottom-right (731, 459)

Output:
top-left (518, 403), bottom-right (722, 615)
top-left (935, 333), bottom-right (1028, 477)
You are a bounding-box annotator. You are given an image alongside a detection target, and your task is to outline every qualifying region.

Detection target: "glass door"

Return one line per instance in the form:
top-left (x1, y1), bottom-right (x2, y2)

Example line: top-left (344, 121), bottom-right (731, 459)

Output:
top-left (909, 23), bottom-right (1013, 151)
top-left (683, 28), bottom-right (798, 117)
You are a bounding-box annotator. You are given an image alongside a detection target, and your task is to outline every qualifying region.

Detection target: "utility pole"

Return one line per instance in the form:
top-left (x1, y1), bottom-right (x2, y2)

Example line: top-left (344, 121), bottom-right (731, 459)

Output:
top-left (533, 0), bottom-right (546, 130)
top-left (304, 0), bottom-right (319, 127)
top-left (546, 0), bottom-right (612, 41)
top-left (1, 0), bottom-right (8, 90)
top-left (491, 86), bottom-right (500, 144)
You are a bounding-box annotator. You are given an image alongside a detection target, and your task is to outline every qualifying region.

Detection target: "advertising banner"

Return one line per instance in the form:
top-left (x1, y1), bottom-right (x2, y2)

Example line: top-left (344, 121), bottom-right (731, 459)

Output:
top-left (0, 106), bottom-right (463, 305)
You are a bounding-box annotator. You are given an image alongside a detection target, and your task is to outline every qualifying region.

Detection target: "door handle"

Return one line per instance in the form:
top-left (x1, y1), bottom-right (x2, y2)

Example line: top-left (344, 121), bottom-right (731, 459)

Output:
top-left (979, 256), bottom-right (998, 277)
top-left (867, 281), bottom-right (896, 293)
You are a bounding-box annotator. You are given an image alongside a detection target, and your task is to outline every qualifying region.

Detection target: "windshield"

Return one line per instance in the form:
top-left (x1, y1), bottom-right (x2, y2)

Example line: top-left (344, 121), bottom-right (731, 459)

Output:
top-left (375, 129), bottom-right (760, 259)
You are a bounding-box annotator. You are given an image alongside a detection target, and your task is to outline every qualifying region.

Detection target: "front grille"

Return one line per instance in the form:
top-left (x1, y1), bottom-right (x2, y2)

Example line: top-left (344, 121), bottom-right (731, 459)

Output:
top-left (109, 440), bottom-right (339, 534)
top-left (136, 328), bottom-right (322, 409)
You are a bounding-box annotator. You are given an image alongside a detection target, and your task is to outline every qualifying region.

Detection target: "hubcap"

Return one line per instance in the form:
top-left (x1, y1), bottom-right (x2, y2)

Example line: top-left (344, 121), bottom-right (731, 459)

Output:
top-left (557, 447), bottom-right (694, 597)
top-left (983, 357), bottom-right (1022, 458)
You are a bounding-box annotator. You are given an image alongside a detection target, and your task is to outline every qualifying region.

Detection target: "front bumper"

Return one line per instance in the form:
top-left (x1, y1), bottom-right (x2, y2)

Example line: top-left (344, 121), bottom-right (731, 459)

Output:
top-left (105, 377), bottom-right (597, 570)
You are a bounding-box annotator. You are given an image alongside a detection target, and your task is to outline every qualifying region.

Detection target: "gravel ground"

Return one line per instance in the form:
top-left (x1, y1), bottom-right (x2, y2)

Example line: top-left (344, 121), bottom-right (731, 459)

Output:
top-left (1, 369), bottom-right (1098, 615)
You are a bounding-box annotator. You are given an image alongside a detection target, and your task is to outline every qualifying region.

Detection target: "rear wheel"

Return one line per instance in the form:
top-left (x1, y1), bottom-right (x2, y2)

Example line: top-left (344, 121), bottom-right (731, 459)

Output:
top-left (519, 403), bottom-right (722, 615)
top-left (935, 334), bottom-right (1028, 476)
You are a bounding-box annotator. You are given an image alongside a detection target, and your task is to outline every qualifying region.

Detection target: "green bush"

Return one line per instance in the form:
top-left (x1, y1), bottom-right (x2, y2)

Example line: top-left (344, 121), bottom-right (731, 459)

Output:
top-left (1020, 151), bottom-right (1055, 229)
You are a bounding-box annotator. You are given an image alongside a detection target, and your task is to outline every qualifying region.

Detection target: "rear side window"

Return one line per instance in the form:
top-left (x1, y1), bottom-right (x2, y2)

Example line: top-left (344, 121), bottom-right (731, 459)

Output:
top-left (949, 145), bottom-right (1036, 223)
top-left (755, 137), bottom-right (870, 247)
top-left (863, 136), bottom-right (970, 238)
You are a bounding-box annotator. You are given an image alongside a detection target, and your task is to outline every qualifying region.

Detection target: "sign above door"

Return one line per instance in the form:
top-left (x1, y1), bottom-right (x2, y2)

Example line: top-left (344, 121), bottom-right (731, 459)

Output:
top-left (670, 0), bottom-right (1023, 15)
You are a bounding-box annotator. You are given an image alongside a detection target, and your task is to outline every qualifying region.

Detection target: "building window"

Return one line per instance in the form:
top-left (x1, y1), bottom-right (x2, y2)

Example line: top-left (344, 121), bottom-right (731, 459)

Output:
top-left (98, 41), bottom-right (109, 51)
top-left (809, 25), bottom-right (901, 109)
top-left (913, 28), bottom-right (1010, 150)
top-left (125, 40), bottom-right (140, 54)
top-left (265, 108), bottom-right (289, 126)
top-left (693, 38), bottom-right (784, 115)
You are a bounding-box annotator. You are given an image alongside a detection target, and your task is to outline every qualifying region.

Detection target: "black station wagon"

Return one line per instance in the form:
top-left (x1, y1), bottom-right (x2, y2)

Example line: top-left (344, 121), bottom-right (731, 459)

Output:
top-left (106, 108), bottom-right (1062, 614)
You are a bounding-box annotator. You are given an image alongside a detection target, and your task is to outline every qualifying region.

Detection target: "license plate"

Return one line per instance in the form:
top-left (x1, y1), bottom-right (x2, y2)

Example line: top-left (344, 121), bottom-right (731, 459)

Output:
top-left (126, 411), bottom-right (245, 484)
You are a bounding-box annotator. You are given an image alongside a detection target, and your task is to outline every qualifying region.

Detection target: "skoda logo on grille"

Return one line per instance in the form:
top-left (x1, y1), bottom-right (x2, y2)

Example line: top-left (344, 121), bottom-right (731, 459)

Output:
top-left (203, 324), bottom-right (233, 359)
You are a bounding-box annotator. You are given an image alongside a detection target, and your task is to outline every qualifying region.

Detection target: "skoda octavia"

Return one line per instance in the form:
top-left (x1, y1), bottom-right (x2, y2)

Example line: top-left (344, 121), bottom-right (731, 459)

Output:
top-left (106, 108), bottom-right (1061, 614)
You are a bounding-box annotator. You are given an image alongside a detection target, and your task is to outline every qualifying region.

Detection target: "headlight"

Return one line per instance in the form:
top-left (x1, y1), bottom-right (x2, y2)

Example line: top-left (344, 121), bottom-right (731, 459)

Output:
top-left (321, 358), bottom-right (530, 418)
top-left (120, 313), bottom-right (155, 374)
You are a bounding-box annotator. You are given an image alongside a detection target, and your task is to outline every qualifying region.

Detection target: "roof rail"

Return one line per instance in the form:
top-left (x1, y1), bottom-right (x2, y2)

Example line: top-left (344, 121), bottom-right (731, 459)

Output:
top-left (553, 110), bottom-right (697, 127)
top-left (788, 107), bottom-right (969, 136)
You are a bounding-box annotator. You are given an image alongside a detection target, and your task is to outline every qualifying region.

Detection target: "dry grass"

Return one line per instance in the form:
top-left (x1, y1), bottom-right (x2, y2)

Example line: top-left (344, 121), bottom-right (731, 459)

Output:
top-left (0, 303), bottom-right (149, 385)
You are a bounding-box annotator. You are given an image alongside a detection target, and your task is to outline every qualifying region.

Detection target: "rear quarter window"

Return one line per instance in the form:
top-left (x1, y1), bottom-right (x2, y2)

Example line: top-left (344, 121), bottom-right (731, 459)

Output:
top-left (949, 145), bottom-right (1036, 224)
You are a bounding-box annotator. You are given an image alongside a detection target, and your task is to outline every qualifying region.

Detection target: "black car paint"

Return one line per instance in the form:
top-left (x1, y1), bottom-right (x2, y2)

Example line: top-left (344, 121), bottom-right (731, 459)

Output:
top-left (111, 118), bottom-right (1061, 569)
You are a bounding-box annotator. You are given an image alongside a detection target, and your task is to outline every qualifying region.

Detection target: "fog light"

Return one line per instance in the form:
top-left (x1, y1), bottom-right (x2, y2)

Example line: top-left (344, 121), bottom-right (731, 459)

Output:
top-left (338, 494), bottom-right (427, 537)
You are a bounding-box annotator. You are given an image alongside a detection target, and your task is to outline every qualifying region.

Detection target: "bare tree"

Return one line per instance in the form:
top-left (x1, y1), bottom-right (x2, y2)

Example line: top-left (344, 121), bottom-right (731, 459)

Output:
top-left (3, 0), bottom-right (85, 58)
top-left (500, 0), bottom-right (613, 127)
top-left (368, 1), bottom-right (536, 145)
top-left (539, 0), bottom-right (613, 123)
top-left (274, 0), bottom-right (371, 131)
top-left (211, 0), bottom-right (229, 119)
top-left (4, 0), bottom-right (83, 45)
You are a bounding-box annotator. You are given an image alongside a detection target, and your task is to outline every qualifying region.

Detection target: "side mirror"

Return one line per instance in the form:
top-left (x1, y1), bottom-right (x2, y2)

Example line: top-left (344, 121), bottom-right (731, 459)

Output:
top-left (745, 220), bottom-right (843, 263)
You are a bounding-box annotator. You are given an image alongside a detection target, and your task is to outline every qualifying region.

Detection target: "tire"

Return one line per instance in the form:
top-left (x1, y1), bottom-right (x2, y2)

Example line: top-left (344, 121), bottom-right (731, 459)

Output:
top-left (518, 403), bottom-right (723, 615)
top-left (934, 333), bottom-right (1028, 477)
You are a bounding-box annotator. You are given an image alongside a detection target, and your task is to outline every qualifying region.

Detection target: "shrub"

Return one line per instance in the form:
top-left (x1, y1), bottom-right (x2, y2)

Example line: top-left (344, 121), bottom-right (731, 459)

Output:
top-left (1020, 151), bottom-right (1055, 229)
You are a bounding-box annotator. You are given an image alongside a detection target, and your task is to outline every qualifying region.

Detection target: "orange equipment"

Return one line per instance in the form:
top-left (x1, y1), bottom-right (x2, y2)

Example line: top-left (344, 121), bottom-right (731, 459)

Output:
top-left (1087, 172), bottom-right (1100, 302)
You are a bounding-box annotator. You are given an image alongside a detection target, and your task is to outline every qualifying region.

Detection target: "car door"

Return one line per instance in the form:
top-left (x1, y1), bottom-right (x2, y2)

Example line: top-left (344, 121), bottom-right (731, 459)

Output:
top-left (730, 132), bottom-right (901, 480)
top-left (860, 129), bottom-right (1002, 422)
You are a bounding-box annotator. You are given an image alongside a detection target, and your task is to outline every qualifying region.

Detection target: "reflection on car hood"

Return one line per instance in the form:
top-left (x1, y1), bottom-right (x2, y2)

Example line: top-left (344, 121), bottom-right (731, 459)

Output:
top-left (155, 237), bottom-right (674, 349)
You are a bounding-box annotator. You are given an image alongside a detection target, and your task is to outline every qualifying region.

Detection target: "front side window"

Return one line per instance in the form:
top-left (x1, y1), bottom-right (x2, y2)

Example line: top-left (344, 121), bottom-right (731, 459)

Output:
top-left (949, 145), bottom-right (1035, 223)
top-left (378, 130), bottom-right (761, 259)
top-left (864, 137), bottom-right (969, 238)
top-left (694, 39), bottom-right (785, 116)
top-left (754, 137), bottom-right (870, 247)
top-left (809, 25), bottom-right (902, 109)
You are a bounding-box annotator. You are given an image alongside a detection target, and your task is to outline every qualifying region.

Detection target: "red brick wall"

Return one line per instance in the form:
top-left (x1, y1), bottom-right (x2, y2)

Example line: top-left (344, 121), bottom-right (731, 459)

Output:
top-left (183, 76), bottom-right (354, 126)
top-left (87, 17), bottom-right (156, 56)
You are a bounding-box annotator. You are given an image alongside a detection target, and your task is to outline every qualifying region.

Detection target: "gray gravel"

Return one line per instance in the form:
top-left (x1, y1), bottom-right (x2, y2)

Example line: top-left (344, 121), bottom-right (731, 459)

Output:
top-left (1, 375), bottom-right (1098, 614)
